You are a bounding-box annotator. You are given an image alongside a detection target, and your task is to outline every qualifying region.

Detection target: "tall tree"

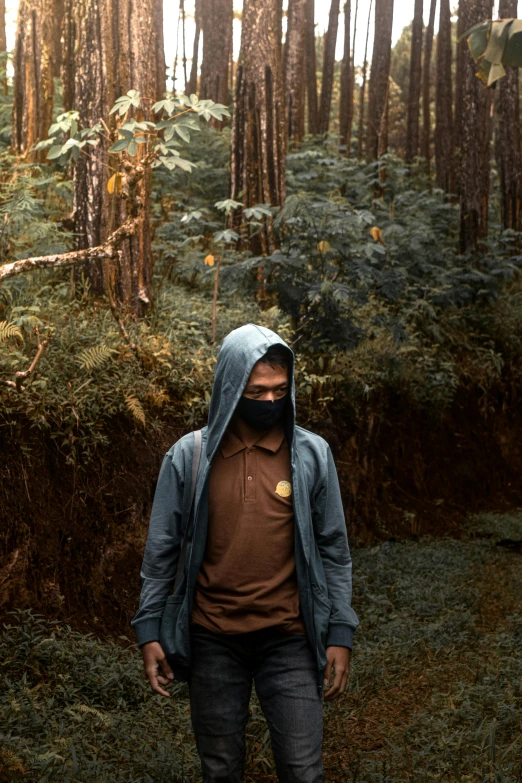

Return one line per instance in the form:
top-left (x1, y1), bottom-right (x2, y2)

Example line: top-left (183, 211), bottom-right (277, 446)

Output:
top-left (455, 0), bottom-right (466, 153)
top-left (339, 0), bottom-right (352, 151)
top-left (230, 0), bottom-right (285, 251)
top-left (318, 0), bottom-right (341, 135)
top-left (421, 0), bottom-right (437, 169)
top-left (306, 0), bottom-right (318, 134)
top-left (0, 0), bottom-right (5, 54)
top-left (435, 0), bottom-right (455, 191)
top-left (69, 0), bottom-right (165, 312)
top-left (13, 0), bottom-right (60, 157)
top-left (187, 0), bottom-right (202, 95)
top-left (405, 0), bottom-right (423, 163)
top-left (200, 0), bottom-right (233, 115)
top-left (357, 0), bottom-right (373, 159)
top-left (459, 0), bottom-right (494, 252)
top-left (496, 0), bottom-right (521, 231)
top-left (366, 0), bottom-right (393, 160)
top-left (284, 0), bottom-right (307, 141)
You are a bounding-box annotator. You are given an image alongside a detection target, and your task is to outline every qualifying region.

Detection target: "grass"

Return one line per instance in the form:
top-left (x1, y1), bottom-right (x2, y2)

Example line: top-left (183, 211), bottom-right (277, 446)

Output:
top-left (1, 511), bottom-right (521, 782)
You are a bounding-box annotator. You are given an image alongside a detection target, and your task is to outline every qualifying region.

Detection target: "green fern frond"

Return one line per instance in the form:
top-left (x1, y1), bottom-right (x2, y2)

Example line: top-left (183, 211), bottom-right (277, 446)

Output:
top-left (125, 393), bottom-right (146, 426)
top-left (76, 344), bottom-right (115, 371)
top-left (0, 320), bottom-right (23, 344)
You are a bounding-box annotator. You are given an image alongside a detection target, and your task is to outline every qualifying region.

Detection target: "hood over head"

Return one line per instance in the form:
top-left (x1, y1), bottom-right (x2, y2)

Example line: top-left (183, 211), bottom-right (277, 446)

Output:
top-left (206, 324), bottom-right (295, 460)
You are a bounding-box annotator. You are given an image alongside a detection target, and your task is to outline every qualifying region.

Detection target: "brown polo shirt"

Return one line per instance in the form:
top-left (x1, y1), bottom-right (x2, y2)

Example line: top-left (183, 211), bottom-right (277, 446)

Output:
top-left (191, 419), bottom-right (306, 635)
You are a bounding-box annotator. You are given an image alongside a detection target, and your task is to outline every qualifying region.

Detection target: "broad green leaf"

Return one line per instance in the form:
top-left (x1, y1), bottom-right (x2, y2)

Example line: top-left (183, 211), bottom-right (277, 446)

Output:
top-left (127, 139), bottom-right (138, 156)
top-left (47, 145), bottom-right (64, 160)
top-left (109, 139), bottom-right (129, 153)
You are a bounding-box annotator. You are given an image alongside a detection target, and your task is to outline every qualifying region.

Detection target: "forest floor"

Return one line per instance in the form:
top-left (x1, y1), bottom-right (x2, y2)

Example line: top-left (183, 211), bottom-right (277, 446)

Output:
top-left (1, 511), bottom-right (521, 783)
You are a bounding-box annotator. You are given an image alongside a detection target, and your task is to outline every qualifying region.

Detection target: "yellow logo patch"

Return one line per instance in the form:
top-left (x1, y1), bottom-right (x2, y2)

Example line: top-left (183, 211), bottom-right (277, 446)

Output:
top-left (275, 480), bottom-right (292, 498)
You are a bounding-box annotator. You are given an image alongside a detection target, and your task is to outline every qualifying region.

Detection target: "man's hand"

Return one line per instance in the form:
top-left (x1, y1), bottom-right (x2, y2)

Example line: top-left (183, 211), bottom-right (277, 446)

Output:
top-left (142, 641), bottom-right (175, 697)
top-left (323, 646), bottom-right (350, 701)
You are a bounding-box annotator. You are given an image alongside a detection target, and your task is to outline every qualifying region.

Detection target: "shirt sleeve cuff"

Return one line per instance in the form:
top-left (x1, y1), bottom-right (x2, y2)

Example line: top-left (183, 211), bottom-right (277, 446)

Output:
top-left (131, 618), bottom-right (161, 649)
top-left (326, 624), bottom-right (355, 650)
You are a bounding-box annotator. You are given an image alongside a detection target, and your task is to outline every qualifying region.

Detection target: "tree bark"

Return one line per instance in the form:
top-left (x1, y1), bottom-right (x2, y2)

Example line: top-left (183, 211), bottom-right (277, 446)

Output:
top-left (496, 0), bottom-right (521, 231)
top-left (455, 0), bottom-right (466, 154)
top-left (66, 0), bottom-right (163, 313)
top-left (421, 0), bottom-right (436, 170)
top-left (306, 0), bottom-right (318, 134)
top-left (187, 0), bottom-right (201, 95)
top-left (318, 0), bottom-right (341, 135)
top-left (339, 0), bottom-right (352, 150)
top-left (435, 0), bottom-right (455, 192)
top-left (152, 0), bottom-right (166, 98)
top-left (230, 0), bottom-right (286, 252)
top-left (366, 0), bottom-right (393, 160)
top-left (0, 0), bottom-right (5, 53)
top-left (459, 0), bottom-right (494, 252)
top-left (284, 0), bottom-right (307, 141)
top-left (405, 0), bottom-right (423, 163)
top-left (13, 0), bottom-right (61, 157)
top-left (357, 0), bottom-right (373, 159)
top-left (200, 0), bottom-right (233, 121)
top-left (61, 0), bottom-right (76, 111)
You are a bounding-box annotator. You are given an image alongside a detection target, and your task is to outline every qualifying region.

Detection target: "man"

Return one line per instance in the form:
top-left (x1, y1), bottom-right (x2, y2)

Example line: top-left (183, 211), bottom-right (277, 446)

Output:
top-left (131, 324), bottom-right (359, 783)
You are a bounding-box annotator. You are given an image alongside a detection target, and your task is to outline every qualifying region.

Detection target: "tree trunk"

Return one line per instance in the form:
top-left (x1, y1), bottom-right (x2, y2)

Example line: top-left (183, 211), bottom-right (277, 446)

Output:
top-left (67, 0), bottom-right (163, 314)
top-left (357, 0), bottom-right (373, 159)
top-left (284, 0), bottom-right (307, 141)
top-left (153, 0), bottom-right (166, 98)
top-left (318, 0), bottom-right (341, 135)
top-left (13, 0), bottom-right (60, 157)
top-left (421, 0), bottom-right (436, 170)
top-left (339, 0), bottom-right (352, 150)
top-left (61, 0), bottom-right (75, 111)
top-left (306, 0), bottom-right (318, 134)
top-left (230, 0), bottom-right (286, 252)
top-left (187, 0), bottom-right (201, 95)
top-left (459, 0), bottom-right (494, 252)
top-left (455, 0), bottom-right (466, 154)
top-left (435, 0), bottom-right (455, 192)
top-left (0, 0), bottom-right (5, 53)
top-left (405, 0), bottom-right (423, 163)
top-left (366, 0), bottom-right (393, 160)
top-left (200, 0), bottom-right (233, 121)
top-left (72, 0), bottom-right (108, 294)
top-left (496, 0), bottom-right (521, 231)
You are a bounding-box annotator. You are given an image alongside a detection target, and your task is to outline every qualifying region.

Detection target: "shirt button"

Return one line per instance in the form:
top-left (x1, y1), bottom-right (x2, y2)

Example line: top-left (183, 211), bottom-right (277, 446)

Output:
top-left (247, 476), bottom-right (253, 481)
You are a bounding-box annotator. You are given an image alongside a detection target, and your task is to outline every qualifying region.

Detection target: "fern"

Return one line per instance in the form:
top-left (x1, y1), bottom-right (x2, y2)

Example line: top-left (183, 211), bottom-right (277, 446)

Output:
top-left (76, 344), bottom-right (115, 371)
top-left (0, 320), bottom-right (23, 344)
top-left (124, 393), bottom-right (146, 426)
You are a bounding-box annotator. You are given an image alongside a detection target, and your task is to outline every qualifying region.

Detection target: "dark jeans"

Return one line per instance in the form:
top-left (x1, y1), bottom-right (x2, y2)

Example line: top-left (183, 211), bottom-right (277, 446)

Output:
top-left (188, 623), bottom-right (324, 783)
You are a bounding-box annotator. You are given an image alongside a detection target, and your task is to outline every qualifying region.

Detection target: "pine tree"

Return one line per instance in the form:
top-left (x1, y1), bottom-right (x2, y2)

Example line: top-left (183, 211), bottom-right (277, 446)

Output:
top-left (459, 0), bottom-right (494, 252)
top-left (230, 0), bottom-right (286, 251)
top-left (13, 0), bottom-right (61, 157)
top-left (339, 0), bottom-right (353, 153)
top-left (200, 0), bottom-right (233, 122)
top-left (366, 0), bottom-right (393, 160)
top-left (318, 0), bottom-right (341, 135)
top-left (306, 0), bottom-right (319, 134)
top-left (405, 0), bottom-right (423, 163)
top-left (421, 0), bottom-right (437, 170)
top-left (495, 0), bottom-right (521, 231)
top-left (435, 0), bottom-right (455, 192)
top-left (284, 0), bottom-right (307, 141)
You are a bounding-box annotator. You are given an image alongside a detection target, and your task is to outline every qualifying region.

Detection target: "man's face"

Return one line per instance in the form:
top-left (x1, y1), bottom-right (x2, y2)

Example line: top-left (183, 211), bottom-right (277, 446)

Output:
top-left (243, 361), bottom-right (289, 402)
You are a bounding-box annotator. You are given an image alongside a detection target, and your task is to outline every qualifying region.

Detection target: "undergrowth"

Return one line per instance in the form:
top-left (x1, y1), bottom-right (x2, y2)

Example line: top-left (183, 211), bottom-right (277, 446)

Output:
top-left (1, 511), bottom-right (521, 782)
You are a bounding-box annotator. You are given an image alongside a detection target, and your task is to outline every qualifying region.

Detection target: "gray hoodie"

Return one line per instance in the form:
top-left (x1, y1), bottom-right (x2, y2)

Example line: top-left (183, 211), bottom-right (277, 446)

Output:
top-left (130, 324), bottom-right (359, 690)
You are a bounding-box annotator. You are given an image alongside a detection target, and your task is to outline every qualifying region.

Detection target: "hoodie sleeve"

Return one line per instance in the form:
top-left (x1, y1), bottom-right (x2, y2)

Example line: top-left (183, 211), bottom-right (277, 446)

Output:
top-left (313, 444), bottom-right (359, 649)
top-left (130, 447), bottom-right (185, 648)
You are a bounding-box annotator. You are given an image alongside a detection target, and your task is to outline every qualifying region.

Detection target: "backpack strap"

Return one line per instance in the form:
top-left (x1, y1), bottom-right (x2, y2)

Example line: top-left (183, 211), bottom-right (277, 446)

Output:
top-left (174, 429), bottom-right (202, 590)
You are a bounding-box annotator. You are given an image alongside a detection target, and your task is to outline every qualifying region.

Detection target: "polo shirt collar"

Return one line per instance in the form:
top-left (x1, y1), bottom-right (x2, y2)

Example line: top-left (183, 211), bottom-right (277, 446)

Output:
top-left (219, 424), bottom-right (285, 458)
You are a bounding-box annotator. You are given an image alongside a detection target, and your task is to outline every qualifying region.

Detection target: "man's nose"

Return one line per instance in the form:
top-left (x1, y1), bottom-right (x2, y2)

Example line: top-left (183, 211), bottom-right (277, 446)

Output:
top-left (263, 391), bottom-right (277, 402)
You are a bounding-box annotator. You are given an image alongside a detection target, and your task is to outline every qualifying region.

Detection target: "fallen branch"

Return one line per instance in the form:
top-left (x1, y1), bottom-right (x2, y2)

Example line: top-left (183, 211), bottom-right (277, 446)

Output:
top-left (0, 216), bottom-right (140, 283)
top-left (1, 326), bottom-right (50, 392)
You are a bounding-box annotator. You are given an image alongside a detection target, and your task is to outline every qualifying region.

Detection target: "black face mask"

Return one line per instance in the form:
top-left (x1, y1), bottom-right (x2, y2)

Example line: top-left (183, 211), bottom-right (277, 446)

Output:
top-left (236, 395), bottom-right (287, 431)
